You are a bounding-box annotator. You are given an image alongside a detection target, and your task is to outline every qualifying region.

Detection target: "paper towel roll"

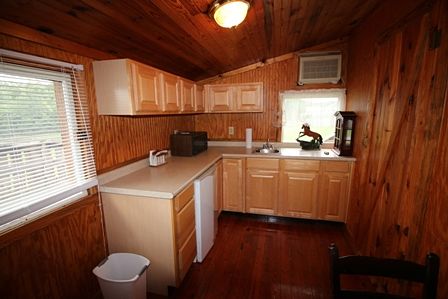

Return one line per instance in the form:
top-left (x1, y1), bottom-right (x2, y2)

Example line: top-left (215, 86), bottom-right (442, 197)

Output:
top-left (246, 128), bottom-right (252, 148)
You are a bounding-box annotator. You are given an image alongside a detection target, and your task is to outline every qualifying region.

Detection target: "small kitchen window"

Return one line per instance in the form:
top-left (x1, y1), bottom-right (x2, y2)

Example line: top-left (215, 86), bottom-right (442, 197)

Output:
top-left (280, 89), bottom-right (346, 143)
top-left (0, 49), bottom-right (97, 233)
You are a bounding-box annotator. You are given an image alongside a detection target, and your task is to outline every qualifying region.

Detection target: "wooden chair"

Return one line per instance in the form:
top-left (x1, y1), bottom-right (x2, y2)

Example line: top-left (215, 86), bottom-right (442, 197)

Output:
top-left (329, 244), bottom-right (439, 299)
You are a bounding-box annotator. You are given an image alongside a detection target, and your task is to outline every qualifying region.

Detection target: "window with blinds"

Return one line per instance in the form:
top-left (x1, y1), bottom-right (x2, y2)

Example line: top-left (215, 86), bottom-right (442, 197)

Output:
top-left (0, 50), bottom-right (97, 233)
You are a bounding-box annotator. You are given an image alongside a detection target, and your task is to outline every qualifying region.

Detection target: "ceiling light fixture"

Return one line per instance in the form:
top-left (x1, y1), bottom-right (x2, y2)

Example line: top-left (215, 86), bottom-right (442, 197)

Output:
top-left (209, 0), bottom-right (250, 29)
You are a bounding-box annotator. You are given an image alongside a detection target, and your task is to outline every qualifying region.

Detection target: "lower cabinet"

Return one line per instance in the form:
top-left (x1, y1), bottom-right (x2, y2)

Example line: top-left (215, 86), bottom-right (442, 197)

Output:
top-left (278, 160), bottom-right (320, 219)
top-left (245, 158), bottom-right (279, 215)
top-left (213, 159), bottom-right (223, 237)
top-left (101, 184), bottom-right (196, 295)
top-left (240, 158), bottom-right (353, 222)
top-left (215, 159), bottom-right (223, 217)
top-left (222, 158), bottom-right (245, 212)
top-left (318, 161), bottom-right (352, 221)
top-left (173, 184), bottom-right (196, 281)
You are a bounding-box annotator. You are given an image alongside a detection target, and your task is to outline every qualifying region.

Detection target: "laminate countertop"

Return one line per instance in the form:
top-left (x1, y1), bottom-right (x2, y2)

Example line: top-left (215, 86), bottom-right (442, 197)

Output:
top-left (99, 146), bottom-right (355, 199)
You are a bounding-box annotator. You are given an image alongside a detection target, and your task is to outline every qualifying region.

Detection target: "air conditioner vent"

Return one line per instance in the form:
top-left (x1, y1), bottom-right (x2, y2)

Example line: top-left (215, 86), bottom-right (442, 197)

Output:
top-left (298, 54), bottom-right (341, 85)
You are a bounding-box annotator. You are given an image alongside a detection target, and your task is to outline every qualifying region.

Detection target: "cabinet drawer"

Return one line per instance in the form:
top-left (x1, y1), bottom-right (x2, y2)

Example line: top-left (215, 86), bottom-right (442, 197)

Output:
top-left (323, 161), bottom-right (351, 173)
top-left (281, 159), bottom-right (320, 171)
top-left (176, 198), bottom-right (195, 247)
top-left (174, 184), bottom-right (194, 212)
top-left (246, 158), bottom-right (279, 170)
top-left (178, 229), bottom-right (196, 281)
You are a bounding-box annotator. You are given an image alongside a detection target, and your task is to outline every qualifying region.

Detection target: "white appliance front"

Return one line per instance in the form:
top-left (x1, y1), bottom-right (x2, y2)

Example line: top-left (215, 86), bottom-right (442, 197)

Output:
top-left (194, 166), bottom-right (216, 263)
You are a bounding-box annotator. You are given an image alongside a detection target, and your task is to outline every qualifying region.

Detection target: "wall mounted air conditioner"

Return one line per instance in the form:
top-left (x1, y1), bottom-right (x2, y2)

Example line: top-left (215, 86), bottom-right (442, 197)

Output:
top-left (298, 53), bottom-right (341, 85)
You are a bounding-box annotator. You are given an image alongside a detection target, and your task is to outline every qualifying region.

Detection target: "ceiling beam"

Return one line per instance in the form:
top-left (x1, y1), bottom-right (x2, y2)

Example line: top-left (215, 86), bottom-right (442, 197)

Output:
top-left (198, 52), bottom-right (296, 84)
top-left (0, 18), bottom-right (114, 60)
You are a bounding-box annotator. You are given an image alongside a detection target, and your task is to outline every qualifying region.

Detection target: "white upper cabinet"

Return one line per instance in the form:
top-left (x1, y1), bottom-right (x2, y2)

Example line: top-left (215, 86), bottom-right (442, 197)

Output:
top-left (207, 84), bottom-right (234, 112)
top-left (205, 82), bottom-right (263, 113)
top-left (180, 79), bottom-right (195, 112)
top-left (194, 84), bottom-right (205, 112)
top-left (235, 83), bottom-right (263, 111)
top-left (131, 62), bottom-right (162, 113)
top-left (92, 59), bottom-right (159, 115)
top-left (93, 59), bottom-right (201, 115)
top-left (161, 72), bottom-right (180, 112)
top-left (93, 59), bottom-right (263, 115)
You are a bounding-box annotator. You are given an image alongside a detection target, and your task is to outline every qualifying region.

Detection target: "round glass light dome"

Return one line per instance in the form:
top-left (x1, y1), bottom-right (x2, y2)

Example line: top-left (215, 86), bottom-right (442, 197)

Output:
top-left (211, 0), bottom-right (250, 28)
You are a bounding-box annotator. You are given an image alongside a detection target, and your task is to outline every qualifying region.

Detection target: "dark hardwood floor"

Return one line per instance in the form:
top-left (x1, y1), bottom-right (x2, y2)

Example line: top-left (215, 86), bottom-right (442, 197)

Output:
top-left (170, 212), bottom-right (358, 299)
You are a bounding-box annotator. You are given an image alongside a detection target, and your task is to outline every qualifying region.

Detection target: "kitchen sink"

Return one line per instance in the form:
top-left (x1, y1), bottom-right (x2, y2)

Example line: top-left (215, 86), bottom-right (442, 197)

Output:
top-left (254, 148), bottom-right (280, 154)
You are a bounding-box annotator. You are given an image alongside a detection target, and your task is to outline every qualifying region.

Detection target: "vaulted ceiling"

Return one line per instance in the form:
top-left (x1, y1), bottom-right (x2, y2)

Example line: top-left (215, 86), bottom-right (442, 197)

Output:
top-left (0, 0), bottom-right (382, 80)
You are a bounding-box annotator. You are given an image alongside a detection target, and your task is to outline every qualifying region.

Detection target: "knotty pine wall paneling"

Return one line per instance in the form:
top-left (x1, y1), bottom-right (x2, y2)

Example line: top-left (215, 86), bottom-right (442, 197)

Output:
top-left (0, 29), bottom-right (194, 298)
top-left (92, 113), bottom-right (194, 173)
top-left (345, 0), bottom-right (448, 297)
top-left (0, 34), bottom-right (108, 298)
top-left (84, 58), bottom-right (195, 173)
top-left (0, 33), bottom-right (195, 173)
top-left (195, 39), bottom-right (347, 142)
top-left (196, 59), bottom-right (296, 141)
top-left (0, 194), bottom-right (105, 299)
top-left (414, 0), bottom-right (448, 296)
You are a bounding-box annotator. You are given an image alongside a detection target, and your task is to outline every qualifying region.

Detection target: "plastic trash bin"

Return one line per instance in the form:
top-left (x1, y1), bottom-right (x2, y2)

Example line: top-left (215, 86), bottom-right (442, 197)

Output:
top-left (93, 253), bottom-right (150, 299)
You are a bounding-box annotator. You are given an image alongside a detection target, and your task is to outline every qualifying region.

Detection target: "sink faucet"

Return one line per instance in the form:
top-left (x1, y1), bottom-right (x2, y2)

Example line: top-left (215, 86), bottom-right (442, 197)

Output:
top-left (263, 138), bottom-right (273, 150)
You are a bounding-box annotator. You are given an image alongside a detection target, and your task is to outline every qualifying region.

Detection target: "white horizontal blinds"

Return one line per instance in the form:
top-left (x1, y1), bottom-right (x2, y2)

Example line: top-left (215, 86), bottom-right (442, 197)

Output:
top-left (0, 54), bottom-right (97, 227)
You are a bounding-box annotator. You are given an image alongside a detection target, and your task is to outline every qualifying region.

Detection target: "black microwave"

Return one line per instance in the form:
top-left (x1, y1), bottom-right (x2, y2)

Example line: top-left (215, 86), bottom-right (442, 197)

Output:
top-left (170, 131), bottom-right (208, 156)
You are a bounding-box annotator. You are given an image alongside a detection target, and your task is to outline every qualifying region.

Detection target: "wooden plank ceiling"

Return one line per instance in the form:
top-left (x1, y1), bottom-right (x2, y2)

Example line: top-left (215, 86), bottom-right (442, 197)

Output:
top-left (0, 0), bottom-right (381, 80)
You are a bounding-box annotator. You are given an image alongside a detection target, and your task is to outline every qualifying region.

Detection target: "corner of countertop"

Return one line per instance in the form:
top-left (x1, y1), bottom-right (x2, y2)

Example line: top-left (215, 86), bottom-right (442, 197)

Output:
top-left (98, 158), bottom-right (148, 185)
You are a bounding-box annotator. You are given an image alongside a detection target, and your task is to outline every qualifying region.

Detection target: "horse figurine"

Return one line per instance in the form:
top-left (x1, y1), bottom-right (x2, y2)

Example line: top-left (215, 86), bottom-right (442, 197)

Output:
top-left (297, 123), bottom-right (323, 150)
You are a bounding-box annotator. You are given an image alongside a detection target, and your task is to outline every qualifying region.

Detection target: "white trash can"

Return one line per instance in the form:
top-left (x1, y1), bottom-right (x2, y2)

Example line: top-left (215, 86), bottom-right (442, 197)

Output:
top-left (93, 253), bottom-right (150, 299)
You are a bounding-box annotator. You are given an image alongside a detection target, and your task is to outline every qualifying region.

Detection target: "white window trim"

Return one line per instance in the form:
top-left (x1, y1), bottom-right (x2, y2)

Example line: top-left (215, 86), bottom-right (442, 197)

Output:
top-left (0, 49), bottom-right (83, 71)
top-left (279, 88), bottom-right (346, 145)
top-left (0, 49), bottom-right (97, 235)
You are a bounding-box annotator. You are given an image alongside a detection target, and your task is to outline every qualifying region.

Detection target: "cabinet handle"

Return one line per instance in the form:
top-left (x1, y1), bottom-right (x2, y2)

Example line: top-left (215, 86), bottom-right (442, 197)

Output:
top-left (252, 174), bottom-right (274, 179)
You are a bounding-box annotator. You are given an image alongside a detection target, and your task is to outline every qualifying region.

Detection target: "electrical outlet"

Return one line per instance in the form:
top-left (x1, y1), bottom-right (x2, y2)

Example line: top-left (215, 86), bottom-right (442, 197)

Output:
top-left (228, 126), bottom-right (234, 135)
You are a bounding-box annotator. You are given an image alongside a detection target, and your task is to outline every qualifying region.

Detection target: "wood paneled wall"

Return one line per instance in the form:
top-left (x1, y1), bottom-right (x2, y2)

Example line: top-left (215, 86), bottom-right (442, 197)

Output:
top-left (345, 0), bottom-right (448, 297)
top-left (92, 113), bottom-right (194, 172)
top-left (0, 27), bottom-right (194, 298)
top-left (194, 40), bottom-right (347, 142)
top-left (87, 64), bottom-right (195, 173)
top-left (0, 194), bottom-right (105, 299)
top-left (0, 33), bottom-right (195, 173)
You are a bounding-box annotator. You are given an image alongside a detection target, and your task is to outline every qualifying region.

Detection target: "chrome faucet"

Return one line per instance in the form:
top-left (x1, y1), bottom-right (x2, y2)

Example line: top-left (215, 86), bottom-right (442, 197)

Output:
top-left (262, 138), bottom-right (273, 150)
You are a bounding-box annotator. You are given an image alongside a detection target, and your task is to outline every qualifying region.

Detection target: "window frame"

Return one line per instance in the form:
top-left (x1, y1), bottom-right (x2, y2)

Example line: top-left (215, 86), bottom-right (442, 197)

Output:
top-left (279, 88), bottom-right (346, 145)
top-left (0, 49), bottom-right (97, 234)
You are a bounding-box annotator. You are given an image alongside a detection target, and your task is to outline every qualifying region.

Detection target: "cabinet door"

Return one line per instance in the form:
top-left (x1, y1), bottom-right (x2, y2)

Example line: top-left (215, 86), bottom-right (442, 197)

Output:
top-left (161, 73), bottom-right (180, 112)
top-left (131, 63), bottom-right (162, 112)
top-left (175, 198), bottom-right (195, 246)
top-left (214, 160), bottom-right (223, 237)
top-left (194, 84), bottom-right (205, 112)
top-left (180, 80), bottom-right (194, 112)
top-left (279, 171), bottom-right (320, 219)
top-left (235, 83), bottom-right (263, 112)
top-left (318, 172), bottom-right (350, 221)
top-left (173, 184), bottom-right (196, 285)
top-left (215, 160), bottom-right (223, 215)
top-left (177, 229), bottom-right (196, 281)
top-left (222, 158), bottom-right (244, 212)
top-left (208, 85), bottom-right (233, 112)
top-left (101, 193), bottom-right (176, 295)
top-left (246, 169), bottom-right (278, 215)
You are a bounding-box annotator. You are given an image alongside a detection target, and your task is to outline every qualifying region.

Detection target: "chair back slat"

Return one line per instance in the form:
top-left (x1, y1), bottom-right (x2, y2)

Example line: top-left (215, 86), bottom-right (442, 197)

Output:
top-left (337, 255), bottom-right (426, 281)
top-left (423, 253), bottom-right (439, 299)
top-left (328, 244), bottom-right (440, 299)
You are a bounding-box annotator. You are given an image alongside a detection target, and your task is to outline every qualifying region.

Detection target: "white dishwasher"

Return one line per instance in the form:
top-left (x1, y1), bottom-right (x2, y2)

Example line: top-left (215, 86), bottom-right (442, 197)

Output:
top-left (194, 165), bottom-right (216, 262)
